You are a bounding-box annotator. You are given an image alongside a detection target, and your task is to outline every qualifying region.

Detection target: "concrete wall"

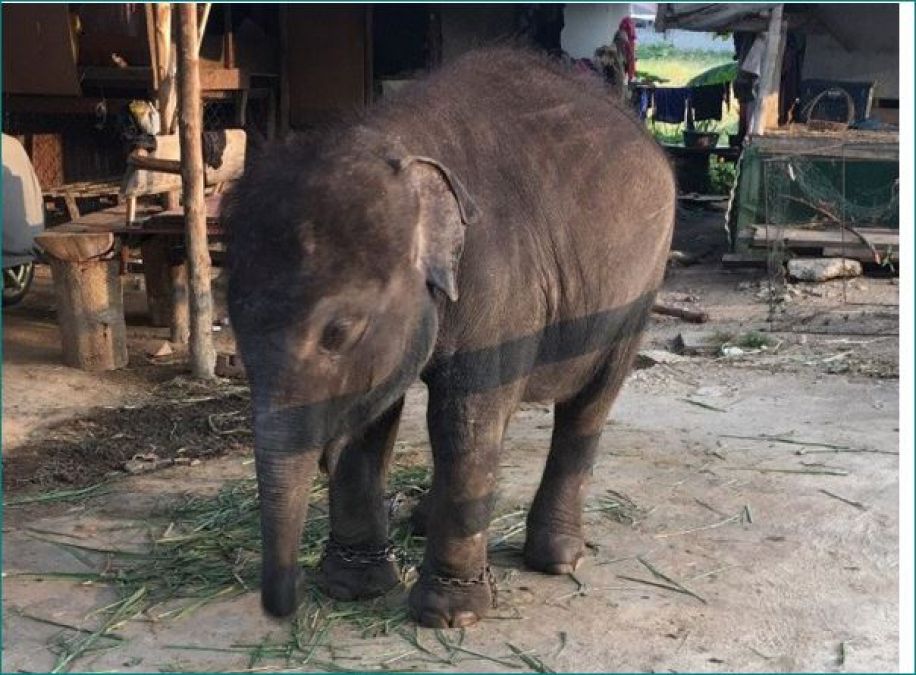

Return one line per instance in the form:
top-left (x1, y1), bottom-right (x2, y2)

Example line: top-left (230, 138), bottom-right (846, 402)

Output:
top-left (560, 3), bottom-right (630, 59)
top-left (801, 5), bottom-right (899, 99)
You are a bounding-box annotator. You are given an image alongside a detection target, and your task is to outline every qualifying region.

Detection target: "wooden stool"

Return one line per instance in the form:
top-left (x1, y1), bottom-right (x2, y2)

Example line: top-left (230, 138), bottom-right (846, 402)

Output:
top-left (35, 230), bottom-right (128, 371)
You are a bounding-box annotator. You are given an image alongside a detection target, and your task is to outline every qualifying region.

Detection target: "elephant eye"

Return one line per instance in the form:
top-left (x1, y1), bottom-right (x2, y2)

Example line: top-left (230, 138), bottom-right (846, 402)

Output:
top-left (318, 317), bottom-right (365, 354)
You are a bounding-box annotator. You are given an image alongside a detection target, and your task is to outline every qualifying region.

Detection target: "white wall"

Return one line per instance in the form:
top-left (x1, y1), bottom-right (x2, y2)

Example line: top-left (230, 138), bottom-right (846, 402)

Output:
top-left (561, 3), bottom-right (630, 59)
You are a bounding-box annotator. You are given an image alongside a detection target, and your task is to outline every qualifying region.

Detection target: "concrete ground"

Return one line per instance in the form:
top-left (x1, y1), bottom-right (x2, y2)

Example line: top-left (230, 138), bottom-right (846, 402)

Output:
top-left (2, 207), bottom-right (900, 672)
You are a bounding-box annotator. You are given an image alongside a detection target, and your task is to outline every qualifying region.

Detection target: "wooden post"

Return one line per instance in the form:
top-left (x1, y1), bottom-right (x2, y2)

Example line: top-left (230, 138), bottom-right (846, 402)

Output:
top-left (155, 3), bottom-right (178, 134)
top-left (36, 231), bottom-right (128, 371)
top-left (146, 3), bottom-right (188, 342)
top-left (140, 232), bottom-right (189, 343)
top-left (751, 4), bottom-right (786, 136)
top-left (176, 3), bottom-right (216, 379)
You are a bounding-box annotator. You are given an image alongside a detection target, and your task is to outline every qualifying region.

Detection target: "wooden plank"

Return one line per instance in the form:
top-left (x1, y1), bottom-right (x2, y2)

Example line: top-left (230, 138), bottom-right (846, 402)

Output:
top-left (128, 154), bottom-right (183, 175)
top-left (821, 246), bottom-right (899, 263)
top-left (177, 3), bottom-right (216, 379)
top-left (751, 225), bottom-right (899, 249)
top-left (200, 67), bottom-right (249, 91)
top-left (721, 252), bottom-right (768, 268)
top-left (750, 133), bottom-right (899, 161)
top-left (56, 203), bottom-right (162, 231)
top-left (44, 179), bottom-right (122, 198)
top-left (79, 66), bottom-right (154, 87)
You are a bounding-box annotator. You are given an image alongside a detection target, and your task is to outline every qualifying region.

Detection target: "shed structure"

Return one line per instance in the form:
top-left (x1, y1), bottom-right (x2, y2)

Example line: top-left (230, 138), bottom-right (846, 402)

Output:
top-left (656, 3), bottom-right (899, 265)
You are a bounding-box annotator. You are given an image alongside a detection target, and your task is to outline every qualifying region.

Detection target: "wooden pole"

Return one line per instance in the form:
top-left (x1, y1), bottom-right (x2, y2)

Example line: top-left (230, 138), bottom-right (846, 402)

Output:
top-left (155, 3), bottom-right (178, 134)
top-left (146, 3), bottom-right (187, 341)
top-left (197, 3), bottom-right (212, 55)
top-left (751, 4), bottom-right (786, 136)
top-left (176, 3), bottom-right (215, 379)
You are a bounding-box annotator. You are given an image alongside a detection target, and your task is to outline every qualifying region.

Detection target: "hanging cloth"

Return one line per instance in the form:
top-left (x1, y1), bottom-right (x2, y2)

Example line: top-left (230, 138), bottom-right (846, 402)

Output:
top-left (653, 87), bottom-right (690, 124)
top-left (690, 84), bottom-right (726, 122)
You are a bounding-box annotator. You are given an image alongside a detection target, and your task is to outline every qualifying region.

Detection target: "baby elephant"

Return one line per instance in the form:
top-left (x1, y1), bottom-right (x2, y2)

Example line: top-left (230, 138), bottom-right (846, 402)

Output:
top-left (224, 47), bottom-right (674, 628)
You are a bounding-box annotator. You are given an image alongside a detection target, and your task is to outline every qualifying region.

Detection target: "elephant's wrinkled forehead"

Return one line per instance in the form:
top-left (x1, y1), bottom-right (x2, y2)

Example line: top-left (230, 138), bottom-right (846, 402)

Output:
top-left (227, 161), bottom-right (418, 327)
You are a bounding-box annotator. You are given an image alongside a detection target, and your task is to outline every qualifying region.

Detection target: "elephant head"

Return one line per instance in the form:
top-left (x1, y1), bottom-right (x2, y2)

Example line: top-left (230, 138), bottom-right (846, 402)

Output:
top-left (224, 128), bottom-right (478, 617)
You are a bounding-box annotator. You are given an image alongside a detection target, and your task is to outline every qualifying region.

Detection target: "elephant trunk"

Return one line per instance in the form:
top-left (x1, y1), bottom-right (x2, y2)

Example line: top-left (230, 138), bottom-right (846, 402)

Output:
top-left (255, 447), bottom-right (320, 617)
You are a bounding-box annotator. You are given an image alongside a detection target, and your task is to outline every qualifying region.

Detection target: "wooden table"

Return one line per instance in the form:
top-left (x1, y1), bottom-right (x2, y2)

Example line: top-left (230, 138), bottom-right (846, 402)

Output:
top-left (36, 195), bottom-right (227, 368)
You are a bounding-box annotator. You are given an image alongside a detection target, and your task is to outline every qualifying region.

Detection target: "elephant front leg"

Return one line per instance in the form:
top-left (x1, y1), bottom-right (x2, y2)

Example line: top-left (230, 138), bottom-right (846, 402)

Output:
top-left (320, 398), bottom-right (404, 601)
top-left (408, 392), bottom-right (512, 628)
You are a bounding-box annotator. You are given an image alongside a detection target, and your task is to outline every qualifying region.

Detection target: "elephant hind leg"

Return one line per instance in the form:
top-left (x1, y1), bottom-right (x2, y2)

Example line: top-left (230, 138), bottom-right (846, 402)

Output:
top-left (524, 338), bottom-right (641, 574)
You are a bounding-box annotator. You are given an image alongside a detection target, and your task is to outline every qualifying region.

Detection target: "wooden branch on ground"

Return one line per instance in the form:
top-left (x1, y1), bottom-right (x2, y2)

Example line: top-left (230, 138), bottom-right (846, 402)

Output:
top-left (653, 303), bottom-right (709, 324)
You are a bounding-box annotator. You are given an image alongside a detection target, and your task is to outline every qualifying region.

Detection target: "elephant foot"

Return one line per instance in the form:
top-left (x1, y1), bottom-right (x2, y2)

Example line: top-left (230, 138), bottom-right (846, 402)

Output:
top-left (523, 525), bottom-right (585, 575)
top-left (318, 539), bottom-right (402, 601)
top-left (409, 496), bottom-right (430, 536)
top-left (408, 566), bottom-right (495, 628)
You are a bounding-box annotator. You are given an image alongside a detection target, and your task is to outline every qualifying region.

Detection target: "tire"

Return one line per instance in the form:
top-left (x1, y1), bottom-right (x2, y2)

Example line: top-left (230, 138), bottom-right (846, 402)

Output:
top-left (3, 262), bottom-right (35, 307)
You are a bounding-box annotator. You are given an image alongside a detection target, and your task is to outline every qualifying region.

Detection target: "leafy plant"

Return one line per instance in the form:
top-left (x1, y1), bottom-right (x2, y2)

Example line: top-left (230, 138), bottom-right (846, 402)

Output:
top-left (710, 158), bottom-right (737, 194)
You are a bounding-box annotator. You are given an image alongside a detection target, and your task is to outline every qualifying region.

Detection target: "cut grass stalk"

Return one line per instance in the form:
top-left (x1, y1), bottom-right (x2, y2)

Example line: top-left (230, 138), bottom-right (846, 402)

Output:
top-left (655, 509), bottom-right (746, 539)
top-left (635, 556), bottom-right (707, 604)
top-left (507, 642), bottom-right (556, 673)
top-left (680, 398), bottom-right (728, 412)
top-left (585, 489), bottom-right (643, 526)
top-left (50, 587), bottom-right (147, 673)
top-left (720, 433), bottom-right (888, 453)
top-left (694, 498), bottom-right (728, 517)
top-left (4, 482), bottom-right (112, 507)
top-left (13, 610), bottom-right (125, 639)
top-left (725, 466), bottom-right (850, 476)
top-left (819, 489), bottom-right (867, 511)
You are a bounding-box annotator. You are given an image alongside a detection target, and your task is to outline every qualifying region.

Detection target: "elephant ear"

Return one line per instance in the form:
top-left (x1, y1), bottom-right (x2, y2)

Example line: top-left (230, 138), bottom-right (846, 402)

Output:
top-left (390, 155), bottom-right (479, 302)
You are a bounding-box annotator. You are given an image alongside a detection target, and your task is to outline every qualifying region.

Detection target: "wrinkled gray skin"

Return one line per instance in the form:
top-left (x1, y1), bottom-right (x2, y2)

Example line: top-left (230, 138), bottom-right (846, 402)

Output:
top-left (225, 47), bottom-right (675, 628)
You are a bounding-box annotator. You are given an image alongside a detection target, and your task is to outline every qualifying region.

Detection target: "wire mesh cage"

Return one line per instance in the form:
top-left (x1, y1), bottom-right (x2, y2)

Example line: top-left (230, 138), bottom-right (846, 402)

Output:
top-left (762, 154), bottom-right (899, 230)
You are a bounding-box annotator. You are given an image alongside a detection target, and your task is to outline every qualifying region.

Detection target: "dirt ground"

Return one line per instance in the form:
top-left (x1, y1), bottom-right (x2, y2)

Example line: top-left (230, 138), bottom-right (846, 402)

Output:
top-left (2, 207), bottom-right (900, 672)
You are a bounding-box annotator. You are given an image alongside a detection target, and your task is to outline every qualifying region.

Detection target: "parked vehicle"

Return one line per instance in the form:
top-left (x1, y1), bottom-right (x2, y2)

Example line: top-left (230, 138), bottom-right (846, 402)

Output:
top-left (3, 133), bottom-right (45, 306)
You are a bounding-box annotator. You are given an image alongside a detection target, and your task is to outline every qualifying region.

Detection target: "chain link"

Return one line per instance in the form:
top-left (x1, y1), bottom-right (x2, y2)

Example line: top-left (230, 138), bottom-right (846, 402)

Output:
top-left (321, 537), bottom-right (401, 566)
top-left (423, 565), bottom-right (499, 608)
top-left (322, 538), bottom-right (499, 608)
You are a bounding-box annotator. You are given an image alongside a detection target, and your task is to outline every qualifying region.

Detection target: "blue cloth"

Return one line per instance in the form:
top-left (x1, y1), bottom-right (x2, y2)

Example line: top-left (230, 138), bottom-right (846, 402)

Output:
top-left (689, 84), bottom-right (725, 122)
top-left (639, 88), bottom-right (651, 120)
top-left (653, 87), bottom-right (690, 124)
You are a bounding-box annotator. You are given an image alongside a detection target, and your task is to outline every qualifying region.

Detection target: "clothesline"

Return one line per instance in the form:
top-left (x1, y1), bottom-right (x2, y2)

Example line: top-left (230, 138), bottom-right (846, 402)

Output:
top-left (635, 83), bottom-right (732, 125)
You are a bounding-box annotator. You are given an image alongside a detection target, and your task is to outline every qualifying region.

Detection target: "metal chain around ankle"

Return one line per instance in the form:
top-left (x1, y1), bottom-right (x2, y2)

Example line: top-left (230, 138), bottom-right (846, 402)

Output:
top-left (423, 565), bottom-right (499, 608)
top-left (322, 537), bottom-right (401, 566)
